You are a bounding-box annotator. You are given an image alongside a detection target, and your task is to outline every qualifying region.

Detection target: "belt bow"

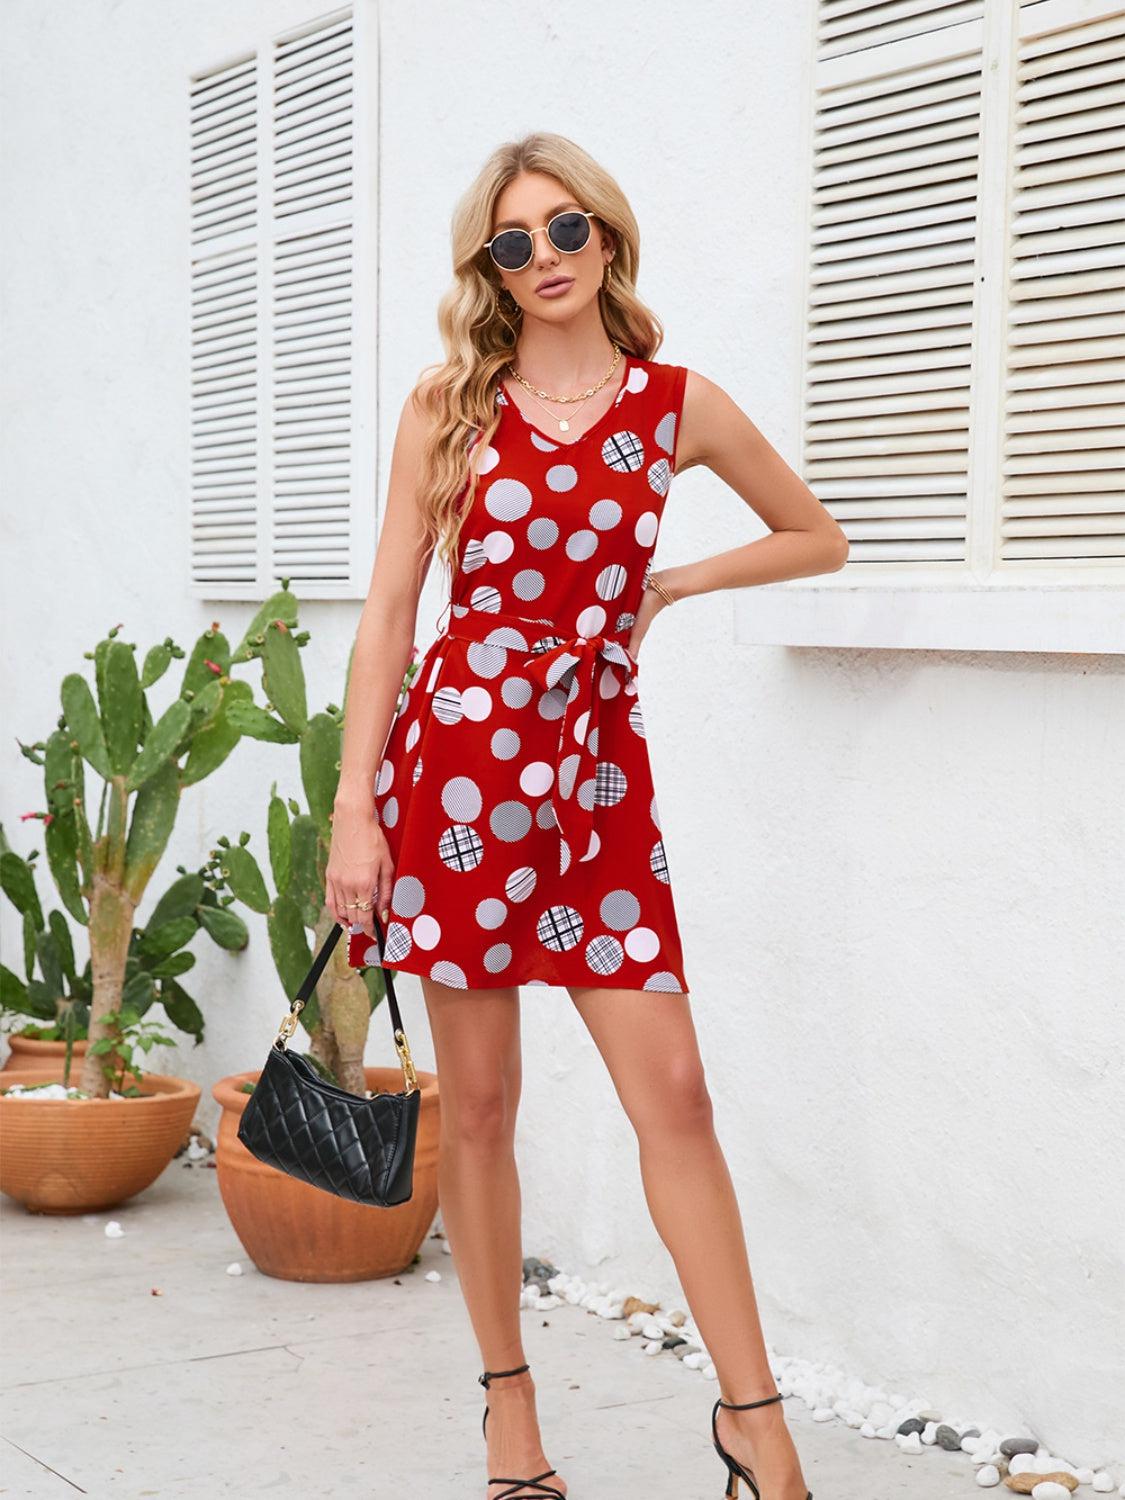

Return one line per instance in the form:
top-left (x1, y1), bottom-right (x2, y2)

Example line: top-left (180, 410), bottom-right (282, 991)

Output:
top-left (522, 631), bottom-right (638, 869)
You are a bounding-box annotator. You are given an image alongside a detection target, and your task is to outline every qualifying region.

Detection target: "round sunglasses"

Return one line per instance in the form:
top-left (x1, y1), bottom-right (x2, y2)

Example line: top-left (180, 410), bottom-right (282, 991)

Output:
top-left (483, 209), bottom-right (596, 272)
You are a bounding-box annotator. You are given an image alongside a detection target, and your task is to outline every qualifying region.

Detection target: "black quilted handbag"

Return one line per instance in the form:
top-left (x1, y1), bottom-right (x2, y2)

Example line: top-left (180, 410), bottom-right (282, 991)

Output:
top-left (237, 913), bottom-right (421, 1206)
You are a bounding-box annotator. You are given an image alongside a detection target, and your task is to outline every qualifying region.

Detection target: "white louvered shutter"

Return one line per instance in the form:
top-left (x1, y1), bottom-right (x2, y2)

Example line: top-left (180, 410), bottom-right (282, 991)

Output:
top-left (1002, 5), bottom-right (1125, 564)
top-left (804, 24), bottom-right (984, 563)
top-left (190, 5), bottom-right (377, 600)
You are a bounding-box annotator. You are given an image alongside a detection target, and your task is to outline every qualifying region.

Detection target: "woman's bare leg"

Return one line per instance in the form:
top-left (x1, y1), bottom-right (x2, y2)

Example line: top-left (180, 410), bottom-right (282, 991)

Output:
top-left (566, 983), bottom-right (809, 1500)
top-left (419, 976), bottom-right (567, 1497)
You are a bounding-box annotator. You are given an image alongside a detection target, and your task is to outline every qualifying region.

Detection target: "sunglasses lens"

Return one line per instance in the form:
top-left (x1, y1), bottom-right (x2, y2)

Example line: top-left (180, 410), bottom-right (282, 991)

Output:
top-left (489, 230), bottom-right (532, 270)
top-left (549, 212), bottom-right (591, 253)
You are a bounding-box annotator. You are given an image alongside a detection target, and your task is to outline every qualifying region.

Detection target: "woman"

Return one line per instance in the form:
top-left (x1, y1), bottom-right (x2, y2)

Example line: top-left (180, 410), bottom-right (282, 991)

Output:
top-left (327, 131), bottom-right (846, 1500)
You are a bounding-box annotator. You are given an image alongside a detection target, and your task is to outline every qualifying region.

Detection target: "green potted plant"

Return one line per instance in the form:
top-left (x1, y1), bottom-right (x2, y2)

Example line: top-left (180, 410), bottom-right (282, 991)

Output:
top-left (1, 834), bottom-right (245, 1077)
top-left (208, 592), bottom-right (439, 1282)
top-left (0, 613), bottom-right (254, 1213)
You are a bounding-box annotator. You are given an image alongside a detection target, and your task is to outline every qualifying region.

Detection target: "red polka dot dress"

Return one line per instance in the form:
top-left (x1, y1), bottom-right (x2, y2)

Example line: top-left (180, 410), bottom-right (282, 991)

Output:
top-left (348, 354), bottom-right (691, 992)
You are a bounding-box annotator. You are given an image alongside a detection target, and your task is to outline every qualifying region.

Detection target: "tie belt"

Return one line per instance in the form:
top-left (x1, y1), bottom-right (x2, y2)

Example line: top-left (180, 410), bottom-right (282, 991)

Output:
top-left (438, 606), bottom-right (639, 866)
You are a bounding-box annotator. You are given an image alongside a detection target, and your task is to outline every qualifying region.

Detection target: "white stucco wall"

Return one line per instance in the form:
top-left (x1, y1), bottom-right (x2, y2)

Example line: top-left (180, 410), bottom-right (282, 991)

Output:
top-left (2, 0), bottom-right (1122, 1471)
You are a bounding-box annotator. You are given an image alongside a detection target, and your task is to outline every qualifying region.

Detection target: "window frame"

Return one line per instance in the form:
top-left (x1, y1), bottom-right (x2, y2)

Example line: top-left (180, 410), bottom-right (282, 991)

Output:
top-left (736, 0), bottom-right (1125, 654)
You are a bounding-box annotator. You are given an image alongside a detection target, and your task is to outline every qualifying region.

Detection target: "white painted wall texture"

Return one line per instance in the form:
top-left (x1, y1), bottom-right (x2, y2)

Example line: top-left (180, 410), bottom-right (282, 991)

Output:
top-left (2, 0), bottom-right (1122, 1471)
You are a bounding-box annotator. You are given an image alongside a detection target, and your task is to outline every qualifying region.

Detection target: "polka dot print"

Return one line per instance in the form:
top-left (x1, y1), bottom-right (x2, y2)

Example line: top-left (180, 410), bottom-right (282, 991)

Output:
top-left (348, 357), bottom-right (690, 993)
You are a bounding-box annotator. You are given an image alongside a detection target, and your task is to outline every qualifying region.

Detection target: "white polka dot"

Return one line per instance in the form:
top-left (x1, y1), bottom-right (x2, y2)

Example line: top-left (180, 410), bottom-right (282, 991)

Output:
top-left (441, 775), bottom-right (482, 821)
top-left (483, 529), bottom-right (515, 563)
top-left (546, 464), bottom-right (578, 492)
top-left (520, 760), bottom-right (555, 796)
top-left (635, 511), bottom-right (659, 546)
top-left (470, 584), bottom-right (502, 613)
top-left (484, 477), bottom-right (533, 521)
top-left (375, 759), bottom-right (394, 795)
top-left (655, 410), bottom-right (677, 455)
top-left (624, 926), bottom-right (660, 961)
top-left (589, 498), bottom-right (622, 530)
top-left (565, 529), bottom-right (598, 560)
top-left (471, 443), bottom-right (500, 474)
top-left (460, 686), bottom-right (493, 721)
top-left (476, 898), bottom-right (508, 929)
top-left (513, 568), bottom-right (546, 600)
top-left (596, 564), bottom-right (627, 600)
top-left (576, 604), bottom-right (607, 635)
top-left (413, 914), bottom-right (442, 949)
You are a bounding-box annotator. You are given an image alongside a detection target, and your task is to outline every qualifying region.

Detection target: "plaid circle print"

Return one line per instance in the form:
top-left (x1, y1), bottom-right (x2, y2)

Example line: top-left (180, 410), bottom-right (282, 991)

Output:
top-left (348, 357), bottom-right (692, 994)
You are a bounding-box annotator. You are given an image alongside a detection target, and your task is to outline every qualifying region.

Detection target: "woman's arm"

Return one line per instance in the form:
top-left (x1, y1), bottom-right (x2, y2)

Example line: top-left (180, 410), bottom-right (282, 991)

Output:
top-left (326, 382), bottom-right (437, 936)
top-left (666, 368), bottom-right (849, 596)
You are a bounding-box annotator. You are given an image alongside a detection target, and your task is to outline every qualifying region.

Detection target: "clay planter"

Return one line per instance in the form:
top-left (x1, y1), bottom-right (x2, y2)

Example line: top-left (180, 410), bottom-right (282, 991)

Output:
top-left (2, 1035), bottom-right (90, 1072)
top-left (0, 1068), bottom-right (202, 1214)
top-left (212, 1064), bottom-right (440, 1283)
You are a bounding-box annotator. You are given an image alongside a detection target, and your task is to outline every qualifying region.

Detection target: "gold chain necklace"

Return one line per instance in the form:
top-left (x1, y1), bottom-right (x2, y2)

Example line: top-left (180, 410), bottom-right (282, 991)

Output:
top-left (507, 342), bottom-right (623, 434)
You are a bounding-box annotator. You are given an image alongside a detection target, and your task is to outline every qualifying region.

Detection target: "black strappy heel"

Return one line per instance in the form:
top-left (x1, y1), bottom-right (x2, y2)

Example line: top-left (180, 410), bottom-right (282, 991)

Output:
top-left (479, 1362), bottom-right (566, 1499)
top-left (711, 1388), bottom-right (813, 1500)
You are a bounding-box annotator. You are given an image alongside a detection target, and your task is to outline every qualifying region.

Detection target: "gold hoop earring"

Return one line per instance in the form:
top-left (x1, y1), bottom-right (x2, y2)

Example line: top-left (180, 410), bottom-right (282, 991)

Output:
top-left (602, 262), bottom-right (613, 292)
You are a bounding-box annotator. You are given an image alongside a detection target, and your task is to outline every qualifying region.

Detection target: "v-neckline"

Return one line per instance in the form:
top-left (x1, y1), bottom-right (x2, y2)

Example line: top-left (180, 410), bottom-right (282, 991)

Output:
top-left (499, 355), bottom-right (635, 451)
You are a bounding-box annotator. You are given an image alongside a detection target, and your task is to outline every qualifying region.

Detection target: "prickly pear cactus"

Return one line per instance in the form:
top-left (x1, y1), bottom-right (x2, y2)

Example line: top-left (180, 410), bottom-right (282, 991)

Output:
top-left (21, 611), bottom-right (263, 1097)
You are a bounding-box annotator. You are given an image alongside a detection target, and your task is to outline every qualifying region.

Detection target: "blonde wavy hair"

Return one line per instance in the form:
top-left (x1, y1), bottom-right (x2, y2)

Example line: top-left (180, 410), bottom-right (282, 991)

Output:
top-left (413, 131), bottom-right (666, 582)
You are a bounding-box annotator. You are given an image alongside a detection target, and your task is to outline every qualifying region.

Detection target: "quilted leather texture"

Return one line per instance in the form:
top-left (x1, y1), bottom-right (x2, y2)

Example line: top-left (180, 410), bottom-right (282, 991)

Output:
top-left (238, 1041), bottom-right (420, 1206)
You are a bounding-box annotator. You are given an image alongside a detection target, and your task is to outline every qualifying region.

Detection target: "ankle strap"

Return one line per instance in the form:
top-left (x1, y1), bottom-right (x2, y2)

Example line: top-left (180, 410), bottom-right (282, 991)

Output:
top-left (717, 1390), bottom-right (783, 1410)
top-left (479, 1362), bottom-right (530, 1387)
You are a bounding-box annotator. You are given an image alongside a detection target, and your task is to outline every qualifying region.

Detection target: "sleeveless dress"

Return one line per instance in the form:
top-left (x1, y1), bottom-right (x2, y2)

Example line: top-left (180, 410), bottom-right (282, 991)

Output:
top-left (348, 354), bottom-right (691, 993)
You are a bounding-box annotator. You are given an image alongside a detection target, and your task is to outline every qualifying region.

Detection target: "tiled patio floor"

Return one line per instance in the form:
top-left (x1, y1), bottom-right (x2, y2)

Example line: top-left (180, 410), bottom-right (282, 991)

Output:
top-left (2, 1156), bottom-right (974, 1498)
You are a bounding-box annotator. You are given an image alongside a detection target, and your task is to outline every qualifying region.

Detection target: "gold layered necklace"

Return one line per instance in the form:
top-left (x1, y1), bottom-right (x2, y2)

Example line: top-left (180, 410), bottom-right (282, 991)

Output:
top-left (507, 342), bottom-right (623, 434)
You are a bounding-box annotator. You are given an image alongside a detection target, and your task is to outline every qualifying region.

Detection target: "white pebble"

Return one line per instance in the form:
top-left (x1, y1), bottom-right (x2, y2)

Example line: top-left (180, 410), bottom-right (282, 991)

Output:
top-left (225, 1262), bottom-right (242, 1275)
top-left (642, 1321), bottom-right (663, 1340)
top-left (860, 1422), bottom-right (877, 1438)
top-left (105, 1221), bottom-right (124, 1238)
top-left (441, 1240), bottom-right (452, 1254)
top-left (1091, 1474), bottom-right (1114, 1493)
top-left (1030, 1485), bottom-right (1069, 1500)
top-left (975, 1465), bottom-right (1001, 1488)
top-left (683, 1353), bottom-right (707, 1370)
top-left (1010, 1456), bottom-right (1038, 1476)
top-left (536, 1293), bottom-right (561, 1309)
top-left (896, 1432), bottom-right (923, 1453)
top-left (1074, 1471), bottom-right (1094, 1486)
top-left (613, 1326), bottom-right (631, 1341)
top-left (187, 1138), bottom-right (209, 1161)
top-left (702, 1363), bottom-right (717, 1380)
top-left (813, 1408), bottom-right (837, 1425)
top-left (597, 1302), bottom-right (625, 1320)
top-left (642, 1341), bottom-right (663, 1357)
top-left (424, 1269), bottom-right (441, 1282)
top-left (922, 1421), bottom-right (939, 1444)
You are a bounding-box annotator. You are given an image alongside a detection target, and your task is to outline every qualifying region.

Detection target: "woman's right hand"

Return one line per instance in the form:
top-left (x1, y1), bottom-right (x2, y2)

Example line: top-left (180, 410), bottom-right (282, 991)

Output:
top-left (325, 797), bottom-right (395, 940)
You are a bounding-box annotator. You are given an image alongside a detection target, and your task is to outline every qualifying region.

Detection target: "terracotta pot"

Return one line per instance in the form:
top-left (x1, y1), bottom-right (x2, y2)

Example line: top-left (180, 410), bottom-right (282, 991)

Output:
top-left (0, 1068), bottom-right (202, 1214)
top-left (2, 1035), bottom-right (90, 1072)
top-left (212, 1063), bottom-right (441, 1283)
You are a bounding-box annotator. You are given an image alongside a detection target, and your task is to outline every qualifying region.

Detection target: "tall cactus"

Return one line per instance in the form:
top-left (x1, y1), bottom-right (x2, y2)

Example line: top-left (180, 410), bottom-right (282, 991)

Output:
top-left (216, 586), bottom-right (388, 1095)
top-left (21, 615), bottom-right (256, 1097)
